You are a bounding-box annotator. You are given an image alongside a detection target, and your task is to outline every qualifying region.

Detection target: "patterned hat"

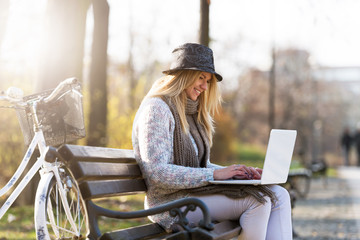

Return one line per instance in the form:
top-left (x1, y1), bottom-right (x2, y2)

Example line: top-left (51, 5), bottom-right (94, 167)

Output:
top-left (163, 43), bottom-right (223, 81)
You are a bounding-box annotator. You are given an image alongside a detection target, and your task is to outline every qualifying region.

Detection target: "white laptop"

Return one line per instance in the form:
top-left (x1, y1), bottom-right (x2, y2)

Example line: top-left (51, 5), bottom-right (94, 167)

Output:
top-left (209, 129), bottom-right (297, 185)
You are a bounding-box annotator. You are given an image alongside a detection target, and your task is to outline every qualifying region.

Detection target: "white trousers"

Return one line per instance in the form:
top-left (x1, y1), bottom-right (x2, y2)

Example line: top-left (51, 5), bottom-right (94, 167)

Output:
top-left (187, 185), bottom-right (292, 240)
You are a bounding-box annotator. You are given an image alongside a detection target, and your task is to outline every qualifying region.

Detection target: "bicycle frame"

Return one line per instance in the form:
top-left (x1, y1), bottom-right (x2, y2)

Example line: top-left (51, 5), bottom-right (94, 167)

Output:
top-left (0, 129), bottom-right (79, 235)
top-left (0, 80), bottom-right (83, 237)
top-left (0, 130), bottom-right (46, 219)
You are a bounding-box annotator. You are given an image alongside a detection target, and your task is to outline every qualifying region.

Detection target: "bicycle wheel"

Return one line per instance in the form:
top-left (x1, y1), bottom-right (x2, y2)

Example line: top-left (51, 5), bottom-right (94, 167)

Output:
top-left (291, 174), bottom-right (311, 199)
top-left (35, 169), bottom-right (88, 240)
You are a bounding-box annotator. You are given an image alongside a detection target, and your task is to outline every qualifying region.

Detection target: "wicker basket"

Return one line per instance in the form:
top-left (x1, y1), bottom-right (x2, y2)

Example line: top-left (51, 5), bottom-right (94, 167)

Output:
top-left (16, 85), bottom-right (86, 147)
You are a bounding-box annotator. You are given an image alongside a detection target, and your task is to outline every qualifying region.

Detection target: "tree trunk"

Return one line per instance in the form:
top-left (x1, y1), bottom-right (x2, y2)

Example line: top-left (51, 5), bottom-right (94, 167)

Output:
top-left (87, 0), bottom-right (109, 147)
top-left (199, 0), bottom-right (210, 46)
top-left (127, 9), bottom-right (136, 110)
top-left (37, 0), bottom-right (90, 90)
top-left (269, 47), bottom-right (276, 131)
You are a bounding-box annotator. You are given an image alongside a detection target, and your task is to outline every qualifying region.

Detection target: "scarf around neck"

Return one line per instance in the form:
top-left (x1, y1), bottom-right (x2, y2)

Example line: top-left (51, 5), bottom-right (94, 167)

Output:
top-left (162, 96), bottom-right (276, 204)
top-left (162, 96), bottom-right (208, 168)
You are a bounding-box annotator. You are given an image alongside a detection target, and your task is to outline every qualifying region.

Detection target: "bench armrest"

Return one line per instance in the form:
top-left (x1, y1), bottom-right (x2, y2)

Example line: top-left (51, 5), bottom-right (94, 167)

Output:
top-left (87, 197), bottom-right (214, 239)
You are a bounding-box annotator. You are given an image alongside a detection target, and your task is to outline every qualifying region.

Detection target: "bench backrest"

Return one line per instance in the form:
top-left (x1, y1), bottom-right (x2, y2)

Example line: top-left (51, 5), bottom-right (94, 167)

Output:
top-left (58, 144), bottom-right (147, 200)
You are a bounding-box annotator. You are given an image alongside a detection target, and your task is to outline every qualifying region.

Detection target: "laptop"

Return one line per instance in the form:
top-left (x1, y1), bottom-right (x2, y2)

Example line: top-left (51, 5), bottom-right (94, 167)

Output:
top-left (209, 129), bottom-right (297, 185)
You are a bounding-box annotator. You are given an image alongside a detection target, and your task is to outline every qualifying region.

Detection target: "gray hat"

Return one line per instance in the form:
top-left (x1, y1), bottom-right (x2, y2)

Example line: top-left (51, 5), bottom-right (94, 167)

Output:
top-left (163, 43), bottom-right (223, 81)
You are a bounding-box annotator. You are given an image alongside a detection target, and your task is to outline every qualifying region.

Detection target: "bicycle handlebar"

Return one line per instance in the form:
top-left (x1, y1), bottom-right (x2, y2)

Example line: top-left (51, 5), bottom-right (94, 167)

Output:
top-left (42, 77), bottom-right (78, 103)
top-left (0, 87), bottom-right (24, 104)
top-left (0, 78), bottom-right (79, 106)
top-left (0, 93), bottom-right (7, 101)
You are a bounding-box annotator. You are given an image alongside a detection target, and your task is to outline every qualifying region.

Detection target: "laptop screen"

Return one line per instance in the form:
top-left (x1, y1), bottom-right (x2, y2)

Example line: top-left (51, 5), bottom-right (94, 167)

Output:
top-left (261, 129), bottom-right (297, 184)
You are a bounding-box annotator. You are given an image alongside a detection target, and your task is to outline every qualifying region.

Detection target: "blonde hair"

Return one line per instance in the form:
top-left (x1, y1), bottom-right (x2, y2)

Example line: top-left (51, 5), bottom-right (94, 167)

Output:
top-left (146, 70), bottom-right (221, 145)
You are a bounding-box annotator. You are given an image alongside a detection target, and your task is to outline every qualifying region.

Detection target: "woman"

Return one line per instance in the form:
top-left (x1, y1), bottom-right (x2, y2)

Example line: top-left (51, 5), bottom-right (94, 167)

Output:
top-left (132, 43), bottom-right (292, 240)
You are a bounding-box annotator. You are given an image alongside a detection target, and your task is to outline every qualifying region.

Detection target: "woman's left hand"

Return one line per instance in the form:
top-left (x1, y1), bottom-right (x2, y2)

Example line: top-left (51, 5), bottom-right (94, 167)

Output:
top-left (233, 166), bottom-right (262, 180)
top-left (213, 164), bottom-right (261, 180)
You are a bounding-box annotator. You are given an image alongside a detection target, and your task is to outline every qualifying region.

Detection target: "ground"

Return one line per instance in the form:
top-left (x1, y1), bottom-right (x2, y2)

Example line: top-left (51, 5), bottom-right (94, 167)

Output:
top-left (293, 167), bottom-right (360, 240)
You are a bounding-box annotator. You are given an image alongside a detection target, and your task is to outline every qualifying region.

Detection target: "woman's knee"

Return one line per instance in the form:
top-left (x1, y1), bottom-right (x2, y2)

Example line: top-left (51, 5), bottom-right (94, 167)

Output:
top-left (270, 185), bottom-right (291, 207)
top-left (242, 195), bottom-right (272, 214)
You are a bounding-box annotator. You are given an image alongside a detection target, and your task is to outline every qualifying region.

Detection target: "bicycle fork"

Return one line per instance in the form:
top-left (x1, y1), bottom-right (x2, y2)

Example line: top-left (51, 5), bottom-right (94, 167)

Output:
top-left (35, 165), bottom-right (80, 239)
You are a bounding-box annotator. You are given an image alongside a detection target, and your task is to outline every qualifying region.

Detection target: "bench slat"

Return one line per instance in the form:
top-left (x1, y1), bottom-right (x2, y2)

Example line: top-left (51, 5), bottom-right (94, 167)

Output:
top-left (208, 220), bottom-right (241, 239)
top-left (80, 179), bottom-right (147, 200)
top-left (58, 144), bottom-right (136, 163)
top-left (70, 161), bottom-right (143, 182)
top-left (99, 223), bottom-right (167, 240)
top-left (99, 221), bottom-right (241, 240)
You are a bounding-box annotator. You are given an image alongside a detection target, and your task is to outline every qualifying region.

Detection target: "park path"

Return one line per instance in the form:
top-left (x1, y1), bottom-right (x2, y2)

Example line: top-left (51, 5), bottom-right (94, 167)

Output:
top-left (292, 166), bottom-right (360, 240)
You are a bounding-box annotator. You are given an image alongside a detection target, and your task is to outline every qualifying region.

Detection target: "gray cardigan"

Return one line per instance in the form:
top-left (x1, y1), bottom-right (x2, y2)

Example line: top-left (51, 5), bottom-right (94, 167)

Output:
top-left (132, 97), bottom-right (221, 230)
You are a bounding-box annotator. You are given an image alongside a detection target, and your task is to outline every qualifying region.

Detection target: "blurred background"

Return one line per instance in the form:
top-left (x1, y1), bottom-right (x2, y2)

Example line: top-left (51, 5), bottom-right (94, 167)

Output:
top-left (1, 0), bottom-right (360, 213)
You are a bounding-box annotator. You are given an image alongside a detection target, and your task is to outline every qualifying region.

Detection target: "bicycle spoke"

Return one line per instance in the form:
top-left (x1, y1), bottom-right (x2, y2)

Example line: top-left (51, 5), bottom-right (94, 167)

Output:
top-left (39, 172), bottom-right (88, 240)
top-left (45, 221), bottom-right (78, 235)
top-left (47, 197), bottom-right (60, 238)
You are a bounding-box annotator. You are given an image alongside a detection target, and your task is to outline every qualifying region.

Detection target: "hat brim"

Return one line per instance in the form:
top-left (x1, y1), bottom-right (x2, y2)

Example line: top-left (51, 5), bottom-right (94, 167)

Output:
top-left (163, 68), bottom-right (223, 81)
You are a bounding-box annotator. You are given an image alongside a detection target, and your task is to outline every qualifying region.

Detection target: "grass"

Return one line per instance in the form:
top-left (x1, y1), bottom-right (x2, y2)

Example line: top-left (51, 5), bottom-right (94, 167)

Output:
top-left (94, 195), bottom-right (152, 234)
top-left (0, 195), bottom-right (149, 240)
top-left (230, 143), bottom-right (307, 170)
top-left (0, 205), bottom-right (36, 240)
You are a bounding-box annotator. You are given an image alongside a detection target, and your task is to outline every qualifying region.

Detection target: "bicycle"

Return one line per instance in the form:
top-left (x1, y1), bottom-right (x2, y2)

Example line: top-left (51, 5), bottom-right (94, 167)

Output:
top-left (0, 78), bottom-right (88, 239)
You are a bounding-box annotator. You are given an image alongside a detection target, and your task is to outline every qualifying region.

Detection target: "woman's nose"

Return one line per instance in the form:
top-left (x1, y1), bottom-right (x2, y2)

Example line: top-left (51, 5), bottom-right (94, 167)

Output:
top-left (200, 80), bottom-right (208, 90)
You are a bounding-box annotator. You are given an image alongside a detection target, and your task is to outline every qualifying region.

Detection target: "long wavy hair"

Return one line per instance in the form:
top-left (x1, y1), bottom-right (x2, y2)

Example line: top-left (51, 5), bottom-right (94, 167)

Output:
top-left (146, 70), bottom-right (222, 146)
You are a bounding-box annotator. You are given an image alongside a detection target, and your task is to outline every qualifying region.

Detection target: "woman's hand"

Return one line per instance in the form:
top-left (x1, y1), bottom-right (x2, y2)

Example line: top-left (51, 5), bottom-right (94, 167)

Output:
top-left (213, 164), bottom-right (262, 180)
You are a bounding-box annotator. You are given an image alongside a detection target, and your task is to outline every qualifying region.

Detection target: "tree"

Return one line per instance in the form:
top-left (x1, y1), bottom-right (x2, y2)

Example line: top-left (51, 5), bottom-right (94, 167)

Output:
top-left (199, 0), bottom-right (210, 46)
top-left (269, 47), bottom-right (276, 131)
top-left (126, 7), bottom-right (137, 111)
top-left (87, 0), bottom-right (109, 146)
top-left (37, 0), bottom-right (90, 90)
top-left (223, 48), bottom-right (350, 166)
top-left (211, 108), bottom-right (237, 164)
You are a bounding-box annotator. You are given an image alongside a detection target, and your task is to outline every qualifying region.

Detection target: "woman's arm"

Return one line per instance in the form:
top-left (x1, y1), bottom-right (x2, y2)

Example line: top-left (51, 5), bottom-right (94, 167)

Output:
top-left (206, 160), bottom-right (224, 170)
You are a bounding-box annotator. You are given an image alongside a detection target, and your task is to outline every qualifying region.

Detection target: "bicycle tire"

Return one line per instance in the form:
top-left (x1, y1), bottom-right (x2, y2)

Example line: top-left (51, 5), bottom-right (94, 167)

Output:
top-left (291, 174), bottom-right (311, 199)
top-left (35, 168), bottom-right (88, 240)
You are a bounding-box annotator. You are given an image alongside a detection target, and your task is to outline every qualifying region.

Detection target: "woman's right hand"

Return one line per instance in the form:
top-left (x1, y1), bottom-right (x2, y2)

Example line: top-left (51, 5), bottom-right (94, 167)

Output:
top-left (213, 164), bottom-right (261, 180)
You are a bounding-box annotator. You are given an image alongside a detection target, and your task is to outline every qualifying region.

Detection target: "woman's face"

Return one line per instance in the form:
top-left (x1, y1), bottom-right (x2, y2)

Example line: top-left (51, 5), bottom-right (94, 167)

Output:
top-left (185, 72), bottom-right (212, 101)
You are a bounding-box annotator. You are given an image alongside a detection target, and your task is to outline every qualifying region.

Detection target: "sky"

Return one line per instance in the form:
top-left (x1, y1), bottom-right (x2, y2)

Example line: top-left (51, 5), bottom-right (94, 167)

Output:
top-left (105, 0), bottom-right (360, 67)
top-left (211, 0), bottom-right (360, 68)
top-left (106, 0), bottom-right (360, 83)
top-left (1, 0), bottom-right (360, 84)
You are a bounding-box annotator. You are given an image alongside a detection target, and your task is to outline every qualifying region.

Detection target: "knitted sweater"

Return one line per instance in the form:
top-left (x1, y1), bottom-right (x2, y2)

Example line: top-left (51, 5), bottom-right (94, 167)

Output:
top-left (132, 97), bottom-right (222, 230)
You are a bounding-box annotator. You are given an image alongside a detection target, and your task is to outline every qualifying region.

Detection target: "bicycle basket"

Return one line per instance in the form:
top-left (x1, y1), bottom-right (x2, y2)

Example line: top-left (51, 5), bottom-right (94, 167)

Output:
top-left (16, 85), bottom-right (86, 147)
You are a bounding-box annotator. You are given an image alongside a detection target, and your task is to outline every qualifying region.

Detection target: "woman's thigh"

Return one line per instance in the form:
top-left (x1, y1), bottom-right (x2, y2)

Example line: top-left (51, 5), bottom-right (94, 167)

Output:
top-left (186, 194), bottom-right (271, 223)
top-left (186, 194), bottom-right (272, 240)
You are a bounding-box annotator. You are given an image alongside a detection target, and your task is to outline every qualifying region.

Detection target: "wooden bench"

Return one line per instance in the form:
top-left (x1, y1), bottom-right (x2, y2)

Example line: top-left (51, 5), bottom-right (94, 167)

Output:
top-left (54, 144), bottom-right (241, 240)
